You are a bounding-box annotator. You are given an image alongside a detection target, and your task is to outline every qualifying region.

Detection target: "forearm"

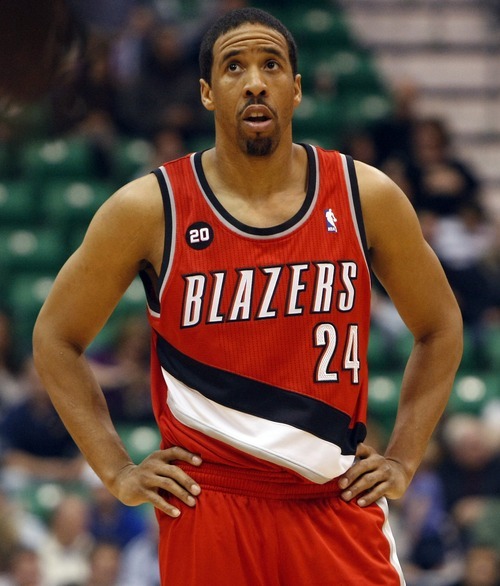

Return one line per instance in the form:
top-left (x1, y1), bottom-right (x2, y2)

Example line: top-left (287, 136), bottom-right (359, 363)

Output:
top-left (384, 325), bottom-right (462, 481)
top-left (33, 337), bottom-right (134, 495)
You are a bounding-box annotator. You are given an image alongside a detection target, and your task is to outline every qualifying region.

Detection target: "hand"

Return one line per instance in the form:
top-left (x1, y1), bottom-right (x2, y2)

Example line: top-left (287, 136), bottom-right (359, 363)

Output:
top-left (112, 446), bottom-right (202, 518)
top-left (338, 443), bottom-right (409, 507)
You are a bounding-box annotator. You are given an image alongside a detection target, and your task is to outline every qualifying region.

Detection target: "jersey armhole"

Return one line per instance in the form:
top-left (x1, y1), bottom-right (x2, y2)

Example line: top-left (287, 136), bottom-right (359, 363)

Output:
top-left (141, 167), bottom-right (175, 314)
top-left (344, 155), bottom-right (371, 269)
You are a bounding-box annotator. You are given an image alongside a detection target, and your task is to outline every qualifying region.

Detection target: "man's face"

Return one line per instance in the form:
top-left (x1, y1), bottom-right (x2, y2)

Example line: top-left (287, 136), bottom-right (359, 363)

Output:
top-left (200, 23), bottom-right (302, 156)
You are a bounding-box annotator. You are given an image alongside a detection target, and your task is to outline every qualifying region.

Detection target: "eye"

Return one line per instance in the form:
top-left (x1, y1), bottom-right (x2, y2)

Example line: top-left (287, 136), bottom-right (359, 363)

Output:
top-left (227, 62), bottom-right (240, 72)
top-left (266, 60), bottom-right (280, 70)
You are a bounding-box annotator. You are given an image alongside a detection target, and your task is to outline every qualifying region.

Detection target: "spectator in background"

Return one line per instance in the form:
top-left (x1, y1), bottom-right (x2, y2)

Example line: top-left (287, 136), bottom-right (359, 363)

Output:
top-left (407, 117), bottom-right (480, 218)
top-left (422, 201), bottom-right (496, 367)
top-left (404, 117), bottom-right (490, 366)
top-left (0, 545), bottom-right (45, 586)
top-left (0, 0), bottom-right (84, 105)
top-left (371, 80), bottom-right (420, 169)
top-left (87, 479), bottom-right (147, 550)
top-left (395, 438), bottom-right (463, 585)
top-left (88, 315), bottom-right (153, 424)
top-left (0, 310), bottom-right (23, 417)
top-left (437, 414), bottom-right (500, 549)
top-left (147, 126), bottom-right (187, 170)
top-left (118, 510), bottom-right (160, 586)
top-left (51, 34), bottom-right (118, 137)
top-left (38, 494), bottom-right (93, 586)
top-left (83, 542), bottom-right (121, 586)
top-left (116, 21), bottom-right (207, 139)
top-left (0, 488), bottom-right (47, 574)
top-left (109, 5), bottom-right (156, 90)
top-left (0, 358), bottom-right (85, 492)
top-left (450, 546), bottom-right (500, 586)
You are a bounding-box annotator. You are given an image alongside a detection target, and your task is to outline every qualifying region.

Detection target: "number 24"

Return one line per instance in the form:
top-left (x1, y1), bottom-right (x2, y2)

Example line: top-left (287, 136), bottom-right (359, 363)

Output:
top-left (314, 323), bottom-right (360, 384)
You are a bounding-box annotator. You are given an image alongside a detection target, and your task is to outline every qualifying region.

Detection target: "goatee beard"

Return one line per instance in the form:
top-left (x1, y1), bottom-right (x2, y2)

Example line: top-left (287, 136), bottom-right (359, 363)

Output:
top-left (245, 137), bottom-right (275, 156)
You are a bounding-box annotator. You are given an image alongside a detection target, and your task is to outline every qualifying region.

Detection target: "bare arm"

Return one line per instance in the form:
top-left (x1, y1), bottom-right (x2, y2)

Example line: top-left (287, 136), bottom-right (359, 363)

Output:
top-left (33, 174), bottom-right (201, 517)
top-left (339, 162), bottom-right (463, 506)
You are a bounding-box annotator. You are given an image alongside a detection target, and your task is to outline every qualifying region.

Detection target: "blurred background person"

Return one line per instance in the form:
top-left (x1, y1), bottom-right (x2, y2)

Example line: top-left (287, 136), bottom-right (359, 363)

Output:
top-left (37, 494), bottom-right (93, 586)
top-left (0, 358), bottom-right (85, 493)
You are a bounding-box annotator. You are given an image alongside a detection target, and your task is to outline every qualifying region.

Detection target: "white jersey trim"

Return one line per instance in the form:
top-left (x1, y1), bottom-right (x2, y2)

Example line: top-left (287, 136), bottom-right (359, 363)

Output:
top-left (376, 497), bottom-right (407, 585)
top-left (148, 165), bottom-right (177, 319)
top-left (162, 366), bottom-right (354, 484)
top-left (340, 153), bottom-right (371, 277)
top-left (189, 149), bottom-right (320, 240)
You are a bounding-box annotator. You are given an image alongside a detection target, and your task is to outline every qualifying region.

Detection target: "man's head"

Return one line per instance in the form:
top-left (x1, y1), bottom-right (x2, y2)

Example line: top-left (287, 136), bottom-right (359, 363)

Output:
top-left (198, 8), bottom-right (301, 157)
top-left (199, 8), bottom-right (297, 85)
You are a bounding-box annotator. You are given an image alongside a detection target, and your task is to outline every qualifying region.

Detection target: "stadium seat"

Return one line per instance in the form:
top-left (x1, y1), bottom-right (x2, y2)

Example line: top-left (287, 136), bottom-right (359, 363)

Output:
top-left (293, 94), bottom-right (343, 142)
top-left (0, 179), bottom-right (38, 226)
top-left (446, 373), bottom-right (499, 415)
top-left (287, 7), bottom-right (353, 52)
top-left (111, 138), bottom-right (153, 183)
top-left (113, 277), bottom-right (147, 318)
top-left (116, 424), bottom-right (161, 464)
top-left (39, 178), bottom-right (113, 233)
top-left (0, 228), bottom-right (66, 275)
top-left (0, 143), bottom-right (19, 178)
top-left (6, 273), bottom-right (57, 349)
top-left (20, 138), bottom-right (97, 181)
top-left (368, 373), bottom-right (402, 433)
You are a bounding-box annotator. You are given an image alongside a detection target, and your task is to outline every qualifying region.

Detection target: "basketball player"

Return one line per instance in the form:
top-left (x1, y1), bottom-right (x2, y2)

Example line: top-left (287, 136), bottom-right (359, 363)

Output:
top-left (33, 8), bottom-right (463, 585)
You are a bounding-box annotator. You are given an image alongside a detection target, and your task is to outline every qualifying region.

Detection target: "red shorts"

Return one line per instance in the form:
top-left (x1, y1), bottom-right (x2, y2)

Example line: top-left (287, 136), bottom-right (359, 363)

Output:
top-left (156, 463), bottom-right (405, 586)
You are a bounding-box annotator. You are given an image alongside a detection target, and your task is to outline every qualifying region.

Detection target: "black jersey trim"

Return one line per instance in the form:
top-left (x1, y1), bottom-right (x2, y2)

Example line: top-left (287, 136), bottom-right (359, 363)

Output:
top-left (344, 155), bottom-right (370, 265)
top-left (192, 144), bottom-right (317, 237)
top-left (156, 333), bottom-right (366, 455)
top-left (142, 168), bottom-right (174, 313)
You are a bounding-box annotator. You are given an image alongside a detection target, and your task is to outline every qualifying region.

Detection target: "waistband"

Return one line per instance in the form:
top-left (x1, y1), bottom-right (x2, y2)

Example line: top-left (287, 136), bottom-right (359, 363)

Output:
top-left (177, 461), bottom-right (342, 500)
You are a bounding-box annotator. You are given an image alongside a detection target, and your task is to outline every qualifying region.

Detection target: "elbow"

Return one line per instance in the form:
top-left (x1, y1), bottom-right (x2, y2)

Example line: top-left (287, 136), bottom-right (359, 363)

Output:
top-left (32, 315), bottom-right (51, 376)
top-left (32, 313), bottom-right (79, 376)
top-left (433, 306), bottom-right (464, 370)
top-left (414, 305), bottom-right (463, 371)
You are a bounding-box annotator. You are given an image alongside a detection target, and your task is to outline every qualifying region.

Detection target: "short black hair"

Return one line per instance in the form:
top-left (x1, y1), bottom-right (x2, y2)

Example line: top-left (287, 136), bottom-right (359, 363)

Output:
top-left (199, 7), bottom-right (298, 84)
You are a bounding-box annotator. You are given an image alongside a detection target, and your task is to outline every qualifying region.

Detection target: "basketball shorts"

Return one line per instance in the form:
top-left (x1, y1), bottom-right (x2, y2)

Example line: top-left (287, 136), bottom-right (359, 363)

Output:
top-left (156, 462), bottom-right (405, 585)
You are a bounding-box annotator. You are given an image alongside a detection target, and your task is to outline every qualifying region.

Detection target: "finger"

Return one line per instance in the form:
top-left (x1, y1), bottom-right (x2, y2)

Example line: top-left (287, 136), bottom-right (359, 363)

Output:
top-left (338, 451), bottom-right (383, 490)
top-left (340, 460), bottom-right (391, 500)
top-left (132, 467), bottom-right (201, 516)
top-left (355, 481), bottom-right (390, 507)
top-left (156, 469), bottom-right (201, 505)
top-left (146, 449), bottom-right (202, 496)
top-left (161, 446), bottom-right (203, 466)
top-left (145, 489), bottom-right (184, 518)
top-left (355, 442), bottom-right (374, 459)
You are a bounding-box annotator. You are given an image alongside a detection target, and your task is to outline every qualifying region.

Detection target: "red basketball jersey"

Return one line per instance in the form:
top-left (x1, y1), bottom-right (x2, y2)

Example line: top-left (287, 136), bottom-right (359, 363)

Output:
top-left (143, 144), bottom-right (371, 484)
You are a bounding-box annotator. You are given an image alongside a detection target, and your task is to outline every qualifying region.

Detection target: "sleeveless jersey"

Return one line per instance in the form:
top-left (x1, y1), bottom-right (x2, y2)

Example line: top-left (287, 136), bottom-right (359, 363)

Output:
top-left (143, 144), bottom-right (371, 485)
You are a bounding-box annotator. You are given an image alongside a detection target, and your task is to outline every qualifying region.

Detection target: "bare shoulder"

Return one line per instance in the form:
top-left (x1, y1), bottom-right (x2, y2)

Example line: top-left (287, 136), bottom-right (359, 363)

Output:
top-left (83, 173), bottom-right (164, 268)
top-left (354, 159), bottom-right (410, 212)
top-left (353, 160), bottom-right (420, 250)
top-left (98, 173), bottom-right (162, 224)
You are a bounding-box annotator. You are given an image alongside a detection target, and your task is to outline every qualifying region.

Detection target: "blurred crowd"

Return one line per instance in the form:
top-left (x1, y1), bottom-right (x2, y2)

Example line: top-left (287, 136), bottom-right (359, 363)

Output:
top-left (1, 1), bottom-right (500, 585)
top-left (348, 81), bottom-right (500, 372)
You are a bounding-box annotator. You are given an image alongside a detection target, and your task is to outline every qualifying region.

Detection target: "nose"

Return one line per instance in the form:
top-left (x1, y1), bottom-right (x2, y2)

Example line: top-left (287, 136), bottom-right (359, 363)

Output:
top-left (244, 66), bottom-right (267, 98)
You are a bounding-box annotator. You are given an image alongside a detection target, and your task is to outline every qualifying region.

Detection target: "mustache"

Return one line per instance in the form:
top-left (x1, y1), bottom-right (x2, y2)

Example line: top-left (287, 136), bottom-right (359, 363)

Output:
top-left (239, 97), bottom-right (275, 117)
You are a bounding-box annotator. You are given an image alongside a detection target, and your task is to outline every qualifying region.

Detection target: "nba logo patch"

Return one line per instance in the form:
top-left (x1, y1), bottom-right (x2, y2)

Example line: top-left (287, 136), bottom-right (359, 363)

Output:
top-left (325, 208), bottom-right (338, 232)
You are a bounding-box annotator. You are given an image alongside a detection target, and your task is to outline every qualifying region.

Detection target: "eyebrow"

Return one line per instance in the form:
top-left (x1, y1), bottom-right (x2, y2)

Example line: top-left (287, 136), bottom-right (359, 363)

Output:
top-left (220, 46), bottom-right (286, 64)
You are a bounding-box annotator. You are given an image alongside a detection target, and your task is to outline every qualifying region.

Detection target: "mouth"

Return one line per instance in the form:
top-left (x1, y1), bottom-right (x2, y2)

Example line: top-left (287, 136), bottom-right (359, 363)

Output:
top-left (242, 107), bottom-right (273, 132)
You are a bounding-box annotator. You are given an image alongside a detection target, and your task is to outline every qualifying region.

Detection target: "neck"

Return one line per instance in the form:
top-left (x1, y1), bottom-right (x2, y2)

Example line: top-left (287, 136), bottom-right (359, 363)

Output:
top-left (205, 137), bottom-right (303, 200)
top-left (200, 138), bottom-right (309, 228)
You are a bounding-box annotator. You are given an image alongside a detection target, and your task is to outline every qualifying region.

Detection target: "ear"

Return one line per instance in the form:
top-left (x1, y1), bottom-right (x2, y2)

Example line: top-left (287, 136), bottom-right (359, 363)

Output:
top-left (293, 74), bottom-right (302, 109)
top-left (200, 79), bottom-right (215, 112)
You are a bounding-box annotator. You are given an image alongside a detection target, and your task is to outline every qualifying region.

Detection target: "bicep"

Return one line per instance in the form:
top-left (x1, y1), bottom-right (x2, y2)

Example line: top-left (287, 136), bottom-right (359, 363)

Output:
top-left (361, 165), bottom-right (460, 339)
top-left (35, 177), bottom-right (160, 351)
